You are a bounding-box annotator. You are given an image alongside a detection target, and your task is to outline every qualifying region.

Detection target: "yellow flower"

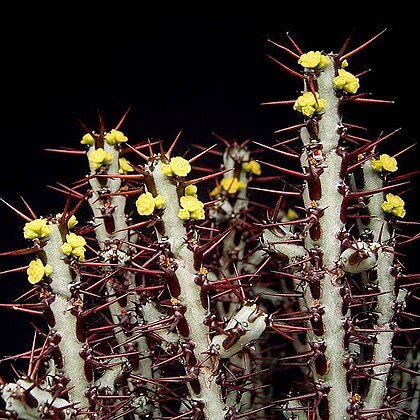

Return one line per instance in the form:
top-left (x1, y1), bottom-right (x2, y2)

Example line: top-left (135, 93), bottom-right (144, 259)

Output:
top-left (315, 98), bottom-right (327, 113)
top-left (170, 156), bottom-right (191, 177)
top-left (88, 148), bottom-right (114, 170)
top-left (56, 213), bottom-right (78, 229)
top-left (160, 163), bottom-right (173, 176)
top-left (71, 247), bottom-right (86, 260)
top-left (190, 208), bottom-right (205, 220)
top-left (154, 194), bottom-right (166, 209)
top-left (136, 192), bottom-right (156, 216)
top-left (242, 160), bottom-right (262, 175)
top-left (60, 242), bottom-right (73, 256)
top-left (66, 233), bottom-right (86, 248)
top-left (178, 208), bottom-right (191, 220)
top-left (301, 106), bottom-right (316, 117)
top-left (341, 59), bottom-right (349, 69)
top-left (180, 195), bottom-right (204, 212)
top-left (333, 69), bottom-right (360, 94)
top-left (293, 92), bottom-right (327, 116)
top-left (118, 157), bottom-right (134, 174)
top-left (23, 219), bottom-right (52, 240)
top-left (81, 133), bottom-right (95, 145)
top-left (220, 177), bottom-right (246, 194)
top-left (105, 129), bottom-right (128, 145)
top-left (185, 185), bottom-right (198, 196)
top-left (210, 185), bottom-right (222, 197)
top-left (371, 154), bottom-right (398, 173)
top-left (27, 259), bottom-right (53, 284)
top-left (298, 51), bottom-right (330, 70)
top-left (61, 233), bottom-right (86, 261)
top-left (286, 208), bottom-right (299, 221)
top-left (381, 193), bottom-right (406, 218)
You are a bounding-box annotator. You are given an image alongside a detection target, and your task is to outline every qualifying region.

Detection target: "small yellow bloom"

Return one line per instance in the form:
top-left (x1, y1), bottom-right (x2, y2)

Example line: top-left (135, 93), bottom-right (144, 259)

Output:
top-left (180, 195), bottom-right (204, 212)
top-left (88, 148), bottom-right (114, 170)
top-left (118, 157), bottom-right (134, 174)
top-left (286, 208), bottom-right (299, 221)
top-left (61, 233), bottom-right (86, 261)
top-left (315, 98), bottom-right (327, 113)
top-left (71, 246), bottom-right (86, 260)
top-left (333, 69), bottom-right (360, 94)
top-left (301, 105), bottom-right (316, 117)
top-left (294, 92), bottom-right (327, 116)
top-left (81, 133), bottom-right (95, 145)
top-left (170, 156), bottom-right (191, 177)
top-left (381, 193), bottom-right (406, 218)
top-left (298, 51), bottom-right (330, 70)
top-left (44, 264), bottom-right (54, 277)
top-left (371, 154), bottom-right (398, 173)
top-left (105, 129), bottom-right (128, 145)
top-left (27, 259), bottom-right (53, 284)
top-left (178, 208), bottom-right (191, 220)
top-left (23, 219), bottom-right (52, 240)
top-left (185, 185), bottom-right (198, 196)
top-left (210, 185), bottom-right (222, 197)
top-left (341, 59), bottom-right (349, 69)
top-left (136, 192), bottom-right (156, 216)
top-left (160, 163), bottom-right (173, 176)
top-left (154, 194), bottom-right (166, 209)
top-left (66, 233), bottom-right (86, 248)
top-left (60, 242), bottom-right (73, 256)
top-left (220, 177), bottom-right (246, 194)
top-left (190, 208), bottom-right (205, 220)
top-left (242, 160), bottom-right (262, 175)
top-left (56, 213), bottom-right (78, 229)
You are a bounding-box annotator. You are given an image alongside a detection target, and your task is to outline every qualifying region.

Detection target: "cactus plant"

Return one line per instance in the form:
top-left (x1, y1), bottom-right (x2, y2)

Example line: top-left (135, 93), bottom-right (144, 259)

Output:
top-left (0, 27), bottom-right (419, 420)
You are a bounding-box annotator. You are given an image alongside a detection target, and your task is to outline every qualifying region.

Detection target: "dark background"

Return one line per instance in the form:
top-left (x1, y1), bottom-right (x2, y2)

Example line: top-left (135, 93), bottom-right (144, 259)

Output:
top-left (1, 13), bottom-right (419, 384)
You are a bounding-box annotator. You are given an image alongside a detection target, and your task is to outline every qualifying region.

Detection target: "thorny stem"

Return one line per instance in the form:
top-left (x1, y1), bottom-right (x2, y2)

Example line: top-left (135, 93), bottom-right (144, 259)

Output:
top-left (152, 161), bottom-right (228, 418)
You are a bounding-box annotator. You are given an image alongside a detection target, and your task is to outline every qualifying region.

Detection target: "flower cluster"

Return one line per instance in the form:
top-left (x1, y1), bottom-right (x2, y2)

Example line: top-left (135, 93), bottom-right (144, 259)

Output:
top-left (160, 156), bottom-right (191, 177)
top-left (60, 233), bottom-right (87, 261)
top-left (136, 192), bottom-right (166, 216)
top-left (88, 148), bottom-right (114, 170)
top-left (118, 157), bottom-right (134, 174)
top-left (105, 129), bottom-right (128, 145)
top-left (371, 154), bottom-right (398, 173)
top-left (23, 218), bottom-right (52, 240)
top-left (293, 92), bottom-right (327, 117)
top-left (381, 193), bottom-right (406, 218)
top-left (27, 259), bottom-right (53, 284)
top-left (298, 51), bottom-right (330, 70)
top-left (211, 177), bottom-right (246, 197)
top-left (178, 185), bottom-right (205, 220)
top-left (242, 160), bottom-right (262, 175)
top-left (333, 69), bottom-right (360, 94)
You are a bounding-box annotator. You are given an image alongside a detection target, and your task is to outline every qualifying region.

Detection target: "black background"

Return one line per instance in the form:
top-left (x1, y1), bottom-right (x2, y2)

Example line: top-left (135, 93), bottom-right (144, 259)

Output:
top-left (1, 12), bottom-right (419, 384)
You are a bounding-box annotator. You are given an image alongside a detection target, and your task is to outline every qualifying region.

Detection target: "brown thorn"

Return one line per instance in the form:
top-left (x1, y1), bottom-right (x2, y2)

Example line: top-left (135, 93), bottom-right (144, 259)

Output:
top-left (125, 143), bottom-right (149, 161)
top-left (268, 39), bottom-right (300, 59)
top-left (267, 55), bottom-right (305, 80)
top-left (0, 198), bottom-right (32, 221)
top-left (211, 131), bottom-right (231, 147)
top-left (167, 130), bottom-right (183, 159)
top-left (341, 28), bottom-right (387, 60)
top-left (188, 144), bottom-right (218, 163)
top-left (260, 100), bottom-right (296, 106)
top-left (286, 32), bottom-right (303, 55)
top-left (115, 106), bottom-right (131, 130)
top-left (338, 29), bottom-right (355, 58)
top-left (248, 186), bottom-right (302, 197)
top-left (274, 122), bottom-right (306, 134)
